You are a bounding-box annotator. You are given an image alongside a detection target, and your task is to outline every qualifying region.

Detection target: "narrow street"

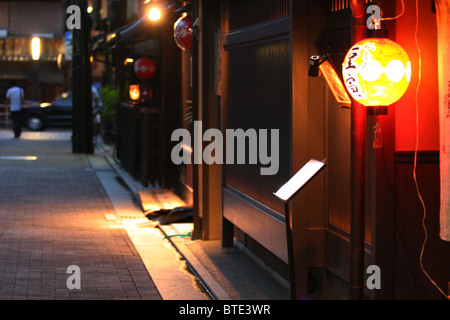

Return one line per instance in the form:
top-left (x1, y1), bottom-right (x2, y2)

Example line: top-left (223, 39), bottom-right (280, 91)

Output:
top-left (0, 129), bottom-right (208, 300)
top-left (0, 0), bottom-right (448, 303)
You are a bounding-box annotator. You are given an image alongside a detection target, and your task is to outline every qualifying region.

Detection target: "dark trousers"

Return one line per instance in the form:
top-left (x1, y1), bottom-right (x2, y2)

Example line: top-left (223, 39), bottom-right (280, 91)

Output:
top-left (11, 110), bottom-right (23, 138)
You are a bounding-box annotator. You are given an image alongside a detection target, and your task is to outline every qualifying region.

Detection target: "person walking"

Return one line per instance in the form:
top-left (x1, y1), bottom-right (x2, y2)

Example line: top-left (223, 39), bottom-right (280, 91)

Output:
top-left (92, 85), bottom-right (101, 143)
top-left (6, 80), bottom-right (25, 138)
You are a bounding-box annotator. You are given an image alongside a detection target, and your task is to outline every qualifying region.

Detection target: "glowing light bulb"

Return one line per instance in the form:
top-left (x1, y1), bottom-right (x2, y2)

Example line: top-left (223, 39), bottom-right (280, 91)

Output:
top-left (148, 7), bottom-right (161, 21)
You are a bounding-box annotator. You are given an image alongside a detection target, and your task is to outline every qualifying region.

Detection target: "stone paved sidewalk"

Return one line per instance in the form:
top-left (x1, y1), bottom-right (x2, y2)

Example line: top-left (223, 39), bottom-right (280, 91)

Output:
top-left (0, 131), bottom-right (162, 300)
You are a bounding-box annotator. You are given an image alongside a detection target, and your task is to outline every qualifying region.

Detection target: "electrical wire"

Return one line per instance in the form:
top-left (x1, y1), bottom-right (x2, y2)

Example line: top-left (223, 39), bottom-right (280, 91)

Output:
top-left (381, 0), bottom-right (405, 21)
top-left (413, 0), bottom-right (450, 300)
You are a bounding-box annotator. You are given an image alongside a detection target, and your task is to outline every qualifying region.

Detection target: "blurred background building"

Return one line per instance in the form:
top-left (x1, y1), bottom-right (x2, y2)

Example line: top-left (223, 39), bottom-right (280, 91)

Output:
top-left (0, 0), bottom-right (66, 104)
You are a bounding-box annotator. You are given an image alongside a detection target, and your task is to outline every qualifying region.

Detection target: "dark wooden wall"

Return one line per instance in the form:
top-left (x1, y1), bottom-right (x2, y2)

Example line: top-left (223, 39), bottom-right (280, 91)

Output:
top-left (160, 17), bottom-right (181, 189)
top-left (221, 0), bottom-right (291, 263)
top-left (215, 0), bottom-right (450, 300)
top-left (394, 152), bottom-right (450, 299)
top-left (224, 36), bottom-right (291, 213)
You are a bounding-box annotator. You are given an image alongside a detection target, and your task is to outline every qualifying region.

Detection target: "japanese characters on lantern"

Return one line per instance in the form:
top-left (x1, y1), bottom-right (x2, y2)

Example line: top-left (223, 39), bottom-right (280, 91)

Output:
top-left (342, 38), bottom-right (411, 107)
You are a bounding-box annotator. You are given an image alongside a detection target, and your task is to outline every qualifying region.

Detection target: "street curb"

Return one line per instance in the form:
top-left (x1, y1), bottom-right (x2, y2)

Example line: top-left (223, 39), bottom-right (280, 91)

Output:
top-left (159, 225), bottom-right (232, 301)
top-left (100, 147), bottom-right (232, 300)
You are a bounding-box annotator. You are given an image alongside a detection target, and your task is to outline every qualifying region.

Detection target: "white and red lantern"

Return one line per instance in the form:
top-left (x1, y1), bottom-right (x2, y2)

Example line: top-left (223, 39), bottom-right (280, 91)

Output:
top-left (174, 15), bottom-right (193, 51)
top-left (342, 38), bottom-right (411, 107)
top-left (134, 57), bottom-right (157, 81)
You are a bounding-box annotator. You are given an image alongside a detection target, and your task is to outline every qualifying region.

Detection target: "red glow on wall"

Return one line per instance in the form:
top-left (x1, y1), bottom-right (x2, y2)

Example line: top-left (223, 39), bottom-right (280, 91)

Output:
top-left (394, 0), bottom-right (439, 151)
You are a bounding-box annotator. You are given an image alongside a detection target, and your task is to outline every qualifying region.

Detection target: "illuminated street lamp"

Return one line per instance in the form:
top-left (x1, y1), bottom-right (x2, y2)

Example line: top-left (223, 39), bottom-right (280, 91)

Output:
top-left (31, 37), bottom-right (40, 61)
top-left (31, 36), bottom-right (41, 101)
top-left (87, 0), bottom-right (93, 13)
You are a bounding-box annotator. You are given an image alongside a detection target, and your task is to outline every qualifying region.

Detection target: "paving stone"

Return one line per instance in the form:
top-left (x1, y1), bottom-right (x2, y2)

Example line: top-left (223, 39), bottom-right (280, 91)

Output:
top-left (0, 131), bottom-right (162, 300)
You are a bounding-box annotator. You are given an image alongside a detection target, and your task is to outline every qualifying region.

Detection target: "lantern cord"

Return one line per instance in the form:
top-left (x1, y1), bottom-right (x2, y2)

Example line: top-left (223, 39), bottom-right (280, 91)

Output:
top-left (413, 0), bottom-right (450, 301)
top-left (381, 0), bottom-right (405, 21)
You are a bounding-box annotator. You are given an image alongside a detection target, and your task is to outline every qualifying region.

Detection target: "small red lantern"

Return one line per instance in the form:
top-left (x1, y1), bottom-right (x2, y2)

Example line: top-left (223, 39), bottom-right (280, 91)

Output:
top-left (129, 84), bottom-right (140, 101)
top-left (134, 57), bottom-right (157, 81)
top-left (342, 38), bottom-right (411, 107)
top-left (174, 15), bottom-right (193, 51)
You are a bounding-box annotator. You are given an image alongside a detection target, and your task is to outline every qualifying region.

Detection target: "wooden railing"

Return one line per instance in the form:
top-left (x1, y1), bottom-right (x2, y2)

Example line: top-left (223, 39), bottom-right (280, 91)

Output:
top-left (117, 103), bottom-right (162, 188)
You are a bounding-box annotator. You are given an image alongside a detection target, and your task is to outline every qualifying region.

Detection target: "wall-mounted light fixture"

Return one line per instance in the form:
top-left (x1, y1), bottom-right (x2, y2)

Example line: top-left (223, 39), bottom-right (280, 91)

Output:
top-left (308, 49), bottom-right (352, 108)
top-left (148, 7), bottom-right (162, 21)
top-left (144, 0), bottom-right (183, 22)
top-left (308, 52), bottom-right (331, 77)
top-left (124, 57), bottom-right (134, 66)
top-left (87, 0), bottom-right (93, 14)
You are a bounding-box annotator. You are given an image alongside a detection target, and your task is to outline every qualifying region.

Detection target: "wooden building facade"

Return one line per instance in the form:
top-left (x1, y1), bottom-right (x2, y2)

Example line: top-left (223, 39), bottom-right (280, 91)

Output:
top-left (0, 0), bottom-right (66, 107)
top-left (189, 0), bottom-right (450, 300)
top-left (99, 0), bottom-right (449, 300)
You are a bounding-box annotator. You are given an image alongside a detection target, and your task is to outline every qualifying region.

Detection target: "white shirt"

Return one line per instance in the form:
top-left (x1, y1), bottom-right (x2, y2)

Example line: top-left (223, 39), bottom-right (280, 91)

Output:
top-left (92, 86), bottom-right (99, 108)
top-left (6, 86), bottom-right (24, 112)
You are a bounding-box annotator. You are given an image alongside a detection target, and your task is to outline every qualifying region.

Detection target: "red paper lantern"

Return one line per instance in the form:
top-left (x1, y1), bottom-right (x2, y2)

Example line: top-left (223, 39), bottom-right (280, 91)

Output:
top-left (174, 15), bottom-right (193, 51)
top-left (129, 84), bottom-right (140, 101)
top-left (342, 38), bottom-right (411, 107)
top-left (134, 57), bottom-right (157, 81)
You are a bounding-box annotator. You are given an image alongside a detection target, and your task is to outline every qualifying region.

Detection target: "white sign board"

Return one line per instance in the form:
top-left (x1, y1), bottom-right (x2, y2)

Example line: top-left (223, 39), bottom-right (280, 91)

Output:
top-left (274, 159), bottom-right (326, 202)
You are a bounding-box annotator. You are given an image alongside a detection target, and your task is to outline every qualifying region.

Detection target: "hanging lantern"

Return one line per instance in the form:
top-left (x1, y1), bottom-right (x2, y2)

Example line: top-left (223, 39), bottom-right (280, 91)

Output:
top-left (174, 15), bottom-right (193, 51)
top-left (342, 38), bottom-right (411, 107)
top-left (134, 57), bottom-right (157, 81)
top-left (129, 84), bottom-right (140, 101)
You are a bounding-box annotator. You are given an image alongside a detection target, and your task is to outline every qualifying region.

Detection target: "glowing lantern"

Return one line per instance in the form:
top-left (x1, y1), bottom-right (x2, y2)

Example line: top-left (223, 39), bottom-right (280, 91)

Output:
top-left (174, 15), bottom-right (193, 51)
top-left (342, 38), bottom-right (411, 107)
top-left (129, 85), bottom-right (140, 101)
top-left (134, 57), bottom-right (157, 81)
